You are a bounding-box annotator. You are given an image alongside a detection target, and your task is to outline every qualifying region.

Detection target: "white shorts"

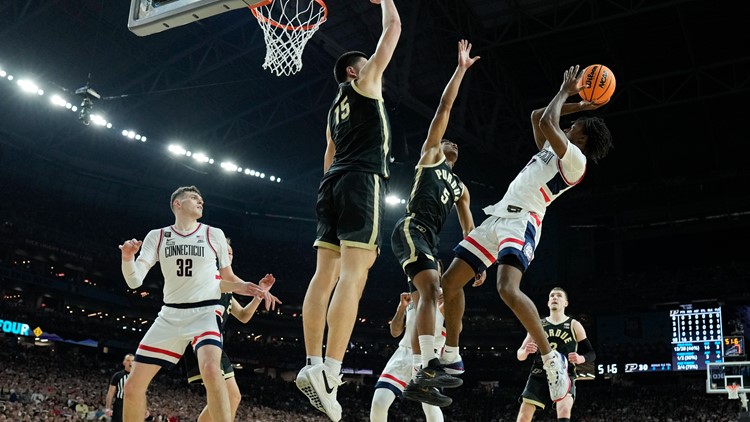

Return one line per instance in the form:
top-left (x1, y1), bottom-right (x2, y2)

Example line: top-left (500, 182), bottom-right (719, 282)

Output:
top-left (454, 212), bottom-right (542, 272)
top-left (374, 346), bottom-right (413, 397)
top-left (135, 305), bottom-right (223, 368)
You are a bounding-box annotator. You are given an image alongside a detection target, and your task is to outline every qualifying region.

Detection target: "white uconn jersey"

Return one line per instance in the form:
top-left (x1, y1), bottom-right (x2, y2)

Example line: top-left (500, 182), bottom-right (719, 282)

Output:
top-left (399, 301), bottom-right (445, 349)
top-left (139, 224), bottom-right (230, 304)
top-left (485, 141), bottom-right (586, 220)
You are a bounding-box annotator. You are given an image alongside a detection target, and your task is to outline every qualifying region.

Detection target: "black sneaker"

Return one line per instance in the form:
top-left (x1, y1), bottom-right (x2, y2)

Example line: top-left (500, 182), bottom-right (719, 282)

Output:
top-left (403, 382), bottom-right (453, 407)
top-left (413, 358), bottom-right (463, 388)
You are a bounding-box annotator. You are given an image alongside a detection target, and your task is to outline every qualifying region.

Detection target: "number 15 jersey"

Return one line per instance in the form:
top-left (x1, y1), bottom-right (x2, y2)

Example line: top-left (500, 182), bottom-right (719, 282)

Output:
top-left (137, 223), bottom-right (230, 304)
top-left (326, 81), bottom-right (392, 179)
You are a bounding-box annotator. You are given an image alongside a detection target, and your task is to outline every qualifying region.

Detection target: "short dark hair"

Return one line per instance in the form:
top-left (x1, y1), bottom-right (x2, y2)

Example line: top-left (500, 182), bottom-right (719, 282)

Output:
top-left (551, 286), bottom-right (568, 301)
top-left (334, 51), bottom-right (368, 83)
top-left (578, 116), bottom-right (613, 163)
top-left (170, 186), bottom-right (201, 211)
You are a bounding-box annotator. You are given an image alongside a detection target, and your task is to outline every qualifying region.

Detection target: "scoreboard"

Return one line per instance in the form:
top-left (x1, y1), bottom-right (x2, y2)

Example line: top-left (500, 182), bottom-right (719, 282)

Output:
top-left (670, 307), bottom-right (723, 371)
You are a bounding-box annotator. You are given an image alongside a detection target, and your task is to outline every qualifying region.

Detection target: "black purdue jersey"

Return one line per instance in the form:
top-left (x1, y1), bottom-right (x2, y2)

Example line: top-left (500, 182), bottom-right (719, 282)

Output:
top-left (218, 293), bottom-right (232, 330)
top-left (531, 317), bottom-right (578, 374)
top-left (405, 157), bottom-right (464, 235)
top-left (326, 81), bottom-right (392, 179)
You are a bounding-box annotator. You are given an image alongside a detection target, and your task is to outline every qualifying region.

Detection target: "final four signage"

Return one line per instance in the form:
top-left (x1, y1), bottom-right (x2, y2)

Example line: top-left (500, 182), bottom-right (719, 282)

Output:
top-left (0, 318), bottom-right (35, 336)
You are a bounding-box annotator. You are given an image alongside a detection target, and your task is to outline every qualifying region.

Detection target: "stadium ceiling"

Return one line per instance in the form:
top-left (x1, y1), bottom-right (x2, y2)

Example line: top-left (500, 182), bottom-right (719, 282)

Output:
top-left (0, 0), bottom-right (748, 222)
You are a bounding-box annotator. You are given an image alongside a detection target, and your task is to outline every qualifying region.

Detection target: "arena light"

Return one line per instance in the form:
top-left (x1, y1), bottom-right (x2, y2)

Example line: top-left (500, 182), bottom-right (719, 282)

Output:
top-left (192, 152), bottom-right (210, 163)
top-left (50, 95), bottom-right (67, 107)
top-left (89, 114), bottom-right (108, 127)
top-left (16, 79), bottom-right (39, 94)
top-left (385, 195), bottom-right (405, 206)
top-left (168, 144), bottom-right (187, 155)
top-left (220, 161), bottom-right (238, 172)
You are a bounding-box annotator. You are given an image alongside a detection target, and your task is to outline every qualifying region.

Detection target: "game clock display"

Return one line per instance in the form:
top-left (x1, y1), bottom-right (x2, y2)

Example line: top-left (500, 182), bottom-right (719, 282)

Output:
top-left (724, 335), bottom-right (745, 357)
top-left (670, 307), bottom-right (723, 371)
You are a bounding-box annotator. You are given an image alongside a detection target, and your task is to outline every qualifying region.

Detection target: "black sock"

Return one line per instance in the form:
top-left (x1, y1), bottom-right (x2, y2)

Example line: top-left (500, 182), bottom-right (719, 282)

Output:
top-left (428, 358), bottom-right (441, 368)
top-left (557, 418), bottom-right (570, 421)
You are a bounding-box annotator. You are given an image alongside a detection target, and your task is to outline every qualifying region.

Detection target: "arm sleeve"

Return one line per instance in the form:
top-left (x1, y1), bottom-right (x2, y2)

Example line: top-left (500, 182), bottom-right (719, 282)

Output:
top-left (121, 229), bottom-right (159, 289)
top-left (558, 140), bottom-right (587, 184)
top-left (208, 226), bottom-right (231, 269)
top-left (577, 337), bottom-right (596, 362)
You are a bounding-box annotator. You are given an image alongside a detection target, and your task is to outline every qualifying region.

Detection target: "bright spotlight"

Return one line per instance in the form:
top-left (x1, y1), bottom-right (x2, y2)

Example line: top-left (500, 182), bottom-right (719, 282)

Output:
top-left (0, 70), bottom-right (6, 77)
top-left (90, 114), bottom-right (108, 126)
top-left (385, 195), bottom-right (403, 205)
top-left (121, 130), bottom-right (128, 136)
top-left (220, 162), bottom-right (238, 172)
top-left (260, 173), bottom-right (265, 178)
top-left (244, 169), bottom-right (251, 175)
top-left (270, 176), bottom-right (276, 181)
top-left (106, 122), bottom-right (112, 128)
top-left (50, 95), bottom-right (67, 107)
top-left (168, 144), bottom-right (186, 155)
top-left (127, 131), bottom-right (135, 139)
top-left (276, 178), bottom-right (281, 183)
top-left (16, 79), bottom-right (39, 94)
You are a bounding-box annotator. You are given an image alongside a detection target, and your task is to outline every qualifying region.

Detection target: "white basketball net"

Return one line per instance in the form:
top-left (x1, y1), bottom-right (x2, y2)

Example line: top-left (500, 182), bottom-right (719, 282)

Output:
top-left (251, 0), bottom-right (327, 76)
top-left (728, 385), bottom-right (740, 400)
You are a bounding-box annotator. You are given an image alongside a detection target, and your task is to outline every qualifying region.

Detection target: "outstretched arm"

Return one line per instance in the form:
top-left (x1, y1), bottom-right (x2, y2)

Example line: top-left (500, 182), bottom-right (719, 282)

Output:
top-left (539, 65), bottom-right (585, 158)
top-left (419, 40), bottom-right (480, 166)
top-left (356, 0), bottom-right (401, 97)
top-left (219, 268), bottom-right (281, 311)
top-left (230, 274), bottom-right (277, 323)
top-left (531, 102), bottom-right (607, 151)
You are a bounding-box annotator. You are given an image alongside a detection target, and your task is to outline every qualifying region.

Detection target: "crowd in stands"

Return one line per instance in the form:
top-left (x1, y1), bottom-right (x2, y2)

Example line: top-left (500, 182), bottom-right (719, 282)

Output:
top-left (0, 339), bottom-right (743, 421)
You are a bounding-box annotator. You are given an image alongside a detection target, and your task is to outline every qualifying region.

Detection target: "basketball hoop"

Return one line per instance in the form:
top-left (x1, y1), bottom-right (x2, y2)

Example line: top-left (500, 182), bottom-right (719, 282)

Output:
top-left (728, 384), bottom-right (741, 400)
top-left (249, 0), bottom-right (327, 76)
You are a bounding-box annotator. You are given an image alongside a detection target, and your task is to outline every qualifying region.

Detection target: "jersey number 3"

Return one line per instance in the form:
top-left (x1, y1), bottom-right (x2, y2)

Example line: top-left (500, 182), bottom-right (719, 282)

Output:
top-left (176, 258), bottom-right (193, 277)
top-left (332, 96), bottom-right (350, 125)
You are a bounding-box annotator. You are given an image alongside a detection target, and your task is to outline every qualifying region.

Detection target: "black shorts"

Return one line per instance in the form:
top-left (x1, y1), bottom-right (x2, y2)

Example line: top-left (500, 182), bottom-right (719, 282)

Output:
top-left (111, 400), bottom-right (124, 422)
top-left (390, 216), bottom-right (440, 281)
top-left (519, 372), bottom-right (576, 410)
top-left (184, 347), bottom-right (234, 384)
top-left (315, 171), bottom-right (386, 251)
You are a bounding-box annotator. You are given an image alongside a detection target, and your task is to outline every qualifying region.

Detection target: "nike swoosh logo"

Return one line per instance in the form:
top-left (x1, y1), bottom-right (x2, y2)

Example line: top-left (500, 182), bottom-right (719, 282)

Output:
top-left (321, 370), bottom-right (334, 394)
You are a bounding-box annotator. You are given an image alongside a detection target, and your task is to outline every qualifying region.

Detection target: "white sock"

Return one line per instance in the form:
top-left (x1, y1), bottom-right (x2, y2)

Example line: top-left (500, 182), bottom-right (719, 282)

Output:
top-left (442, 345), bottom-right (460, 363)
top-left (541, 350), bottom-right (556, 364)
top-left (419, 335), bottom-right (436, 365)
top-left (324, 357), bottom-right (342, 375)
top-left (306, 356), bottom-right (323, 366)
top-left (370, 388), bottom-right (396, 422)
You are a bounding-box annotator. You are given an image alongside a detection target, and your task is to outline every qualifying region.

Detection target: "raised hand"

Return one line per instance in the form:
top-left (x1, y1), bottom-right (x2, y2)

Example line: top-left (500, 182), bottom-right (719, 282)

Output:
top-left (560, 65), bottom-right (584, 96)
top-left (119, 239), bottom-right (142, 260)
top-left (258, 273), bottom-right (276, 291)
top-left (458, 39), bottom-right (480, 70)
top-left (471, 270), bottom-right (487, 287)
top-left (399, 292), bottom-right (411, 308)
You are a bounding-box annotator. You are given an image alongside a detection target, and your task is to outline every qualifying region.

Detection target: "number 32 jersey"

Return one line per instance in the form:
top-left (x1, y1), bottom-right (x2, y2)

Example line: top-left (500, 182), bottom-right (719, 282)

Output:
top-left (138, 223), bottom-right (230, 304)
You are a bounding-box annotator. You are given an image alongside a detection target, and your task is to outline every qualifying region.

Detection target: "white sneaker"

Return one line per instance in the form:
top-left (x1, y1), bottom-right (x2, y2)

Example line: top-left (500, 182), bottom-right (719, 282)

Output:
top-left (439, 354), bottom-right (465, 375)
top-left (302, 363), bottom-right (343, 421)
top-left (544, 351), bottom-right (571, 402)
top-left (295, 365), bottom-right (324, 413)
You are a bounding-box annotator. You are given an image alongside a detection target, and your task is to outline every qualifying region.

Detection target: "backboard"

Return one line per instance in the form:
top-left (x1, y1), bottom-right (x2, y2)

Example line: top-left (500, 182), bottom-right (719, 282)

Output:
top-left (128, 0), bottom-right (266, 37)
top-left (706, 361), bottom-right (750, 394)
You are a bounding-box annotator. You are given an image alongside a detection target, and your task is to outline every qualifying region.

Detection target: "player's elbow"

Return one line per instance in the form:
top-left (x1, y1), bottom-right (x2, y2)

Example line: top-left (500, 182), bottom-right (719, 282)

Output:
top-left (123, 276), bottom-right (143, 290)
top-left (530, 109), bottom-right (544, 123)
top-left (384, 18), bottom-right (401, 36)
top-left (538, 114), bottom-right (556, 132)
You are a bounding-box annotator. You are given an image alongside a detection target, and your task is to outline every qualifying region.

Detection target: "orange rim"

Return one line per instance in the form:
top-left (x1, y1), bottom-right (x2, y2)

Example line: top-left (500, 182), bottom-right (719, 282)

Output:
top-left (249, 0), bottom-right (328, 31)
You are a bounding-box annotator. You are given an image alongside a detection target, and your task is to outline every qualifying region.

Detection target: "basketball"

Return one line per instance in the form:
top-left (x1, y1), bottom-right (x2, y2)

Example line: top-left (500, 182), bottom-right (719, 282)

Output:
top-left (579, 64), bottom-right (616, 104)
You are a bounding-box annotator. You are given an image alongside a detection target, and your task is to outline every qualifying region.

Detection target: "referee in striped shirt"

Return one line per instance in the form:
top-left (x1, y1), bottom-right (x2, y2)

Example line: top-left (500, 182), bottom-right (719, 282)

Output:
top-left (106, 353), bottom-right (134, 422)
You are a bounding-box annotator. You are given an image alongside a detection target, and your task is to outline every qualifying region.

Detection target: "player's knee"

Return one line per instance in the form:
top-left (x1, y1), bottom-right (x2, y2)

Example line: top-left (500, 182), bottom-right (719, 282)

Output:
top-left (229, 388), bottom-right (241, 408)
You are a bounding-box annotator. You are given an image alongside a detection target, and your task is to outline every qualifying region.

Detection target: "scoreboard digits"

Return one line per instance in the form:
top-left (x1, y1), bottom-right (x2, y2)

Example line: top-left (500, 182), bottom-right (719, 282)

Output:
top-left (670, 307), bottom-right (723, 371)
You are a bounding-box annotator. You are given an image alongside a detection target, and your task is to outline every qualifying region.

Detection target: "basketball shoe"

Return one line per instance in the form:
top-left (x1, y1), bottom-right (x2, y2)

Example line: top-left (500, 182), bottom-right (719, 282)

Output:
top-left (544, 350), bottom-right (571, 402)
top-left (296, 363), bottom-right (343, 421)
top-left (413, 358), bottom-right (463, 388)
top-left (439, 354), bottom-right (465, 375)
top-left (403, 382), bottom-right (452, 407)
